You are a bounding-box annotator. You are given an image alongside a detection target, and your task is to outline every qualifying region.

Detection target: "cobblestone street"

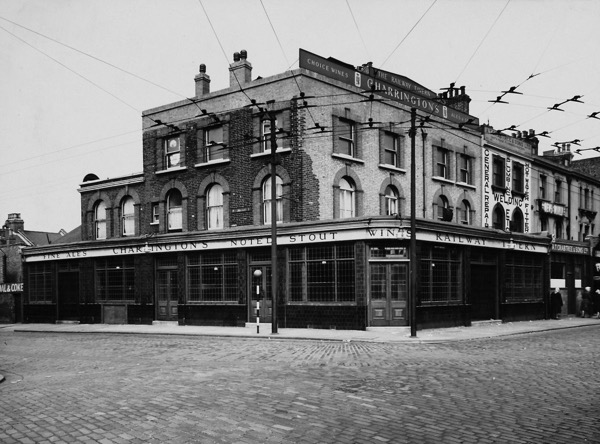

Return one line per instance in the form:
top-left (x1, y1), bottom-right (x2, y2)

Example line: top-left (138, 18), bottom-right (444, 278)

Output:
top-left (1, 327), bottom-right (599, 443)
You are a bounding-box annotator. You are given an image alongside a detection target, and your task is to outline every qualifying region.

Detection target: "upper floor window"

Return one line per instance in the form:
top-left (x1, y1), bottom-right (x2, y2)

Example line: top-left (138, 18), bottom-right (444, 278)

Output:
top-left (382, 132), bottom-right (401, 167)
top-left (205, 126), bottom-right (224, 161)
top-left (435, 147), bottom-right (450, 179)
top-left (511, 208), bottom-right (524, 233)
top-left (165, 137), bottom-right (181, 169)
top-left (436, 195), bottom-right (452, 221)
top-left (261, 119), bottom-right (276, 152)
top-left (554, 179), bottom-right (562, 203)
top-left (555, 218), bottom-right (563, 239)
top-left (459, 200), bottom-right (472, 225)
top-left (206, 184), bottom-right (224, 230)
top-left (384, 186), bottom-right (399, 216)
top-left (581, 187), bottom-right (591, 210)
top-left (262, 175), bottom-right (283, 224)
top-left (339, 177), bottom-right (356, 218)
top-left (512, 162), bottom-right (524, 194)
top-left (151, 203), bottom-right (159, 225)
top-left (492, 156), bottom-right (505, 188)
top-left (121, 197), bottom-right (135, 236)
top-left (540, 175), bottom-right (547, 200)
top-left (167, 190), bottom-right (182, 231)
top-left (335, 117), bottom-right (356, 157)
top-left (458, 154), bottom-right (472, 184)
top-left (492, 204), bottom-right (505, 230)
top-left (94, 201), bottom-right (107, 240)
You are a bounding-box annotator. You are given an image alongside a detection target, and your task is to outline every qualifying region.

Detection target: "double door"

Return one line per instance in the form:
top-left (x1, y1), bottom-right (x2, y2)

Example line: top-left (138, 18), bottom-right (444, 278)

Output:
top-left (370, 262), bottom-right (408, 326)
top-left (157, 269), bottom-right (178, 321)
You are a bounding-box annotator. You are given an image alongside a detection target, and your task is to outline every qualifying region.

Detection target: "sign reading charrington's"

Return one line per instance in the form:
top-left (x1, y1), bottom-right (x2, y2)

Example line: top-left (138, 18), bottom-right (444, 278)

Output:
top-left (299, 49), bottom-right (477, 125)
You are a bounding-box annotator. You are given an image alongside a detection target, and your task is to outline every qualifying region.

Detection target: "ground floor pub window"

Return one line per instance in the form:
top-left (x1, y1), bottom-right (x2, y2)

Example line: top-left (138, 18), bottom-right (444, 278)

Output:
top-left (187, 252), bottom-right (238, 302)
top-left (504, 253), bottom-right (543, 303)
top-left (418, 245), bottom-right (462, 304)
top-left (28, 262), bottom-right (54, 303)
top-left (95, 257), bottom-right (135, 302)
top-left (288, 243), bottom-right (355, 302)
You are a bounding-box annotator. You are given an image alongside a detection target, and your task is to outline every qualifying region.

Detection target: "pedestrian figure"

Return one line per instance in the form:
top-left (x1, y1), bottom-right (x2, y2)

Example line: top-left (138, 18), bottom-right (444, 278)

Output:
top-left (550, 287), bottom-right (563, 319)
top-left (581, 286), bottom-right (592, 318)
top-left (593, 288), bottom-right (600, 319)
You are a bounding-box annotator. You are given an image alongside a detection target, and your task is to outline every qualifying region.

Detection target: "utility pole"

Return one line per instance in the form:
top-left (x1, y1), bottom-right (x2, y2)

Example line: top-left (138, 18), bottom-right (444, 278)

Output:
top-left (269, 111), bottom-right (279, 334)
top-left (409, 107), bottom-right (417, 338)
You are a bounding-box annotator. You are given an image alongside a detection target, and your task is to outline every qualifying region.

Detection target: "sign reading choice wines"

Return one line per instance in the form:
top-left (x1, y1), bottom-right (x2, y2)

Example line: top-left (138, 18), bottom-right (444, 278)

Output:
top-left (298, 49), bottom-right (477, 125)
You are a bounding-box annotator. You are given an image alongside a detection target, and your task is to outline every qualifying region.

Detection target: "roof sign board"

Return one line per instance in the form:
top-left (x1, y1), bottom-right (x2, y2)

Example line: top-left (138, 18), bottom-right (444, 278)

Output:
top-left (299, 49), bottom-right (478, 125)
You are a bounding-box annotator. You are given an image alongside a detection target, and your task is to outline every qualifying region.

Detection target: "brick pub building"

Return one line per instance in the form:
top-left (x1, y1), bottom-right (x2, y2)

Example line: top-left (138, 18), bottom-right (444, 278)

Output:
top-left (23, 49), bottom-right (571, 330)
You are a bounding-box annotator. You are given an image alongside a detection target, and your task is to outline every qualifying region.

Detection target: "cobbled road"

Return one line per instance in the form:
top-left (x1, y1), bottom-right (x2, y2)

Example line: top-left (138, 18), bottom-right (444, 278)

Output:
top-left (1, 327), bottom-right (599, 444)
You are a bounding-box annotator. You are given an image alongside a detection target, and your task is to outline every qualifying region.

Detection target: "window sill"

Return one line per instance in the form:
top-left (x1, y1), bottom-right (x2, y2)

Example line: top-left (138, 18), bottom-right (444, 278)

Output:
top-left (195, 158), bottom-right (231, 168)
top-left (378, 164), bottom-right (406, 174)
top-left (456, 182), bottom-right (476, 190)
top-left (156, 166), bottom-right (187, 175)
top-left (250, 148), bottom-right (291, 159)
top-left (149, 222), bottom-right (159, 226)
top-left (332, 153), bottom-right (364, 164)
top-left (432, 176), bottom-right (454, 185)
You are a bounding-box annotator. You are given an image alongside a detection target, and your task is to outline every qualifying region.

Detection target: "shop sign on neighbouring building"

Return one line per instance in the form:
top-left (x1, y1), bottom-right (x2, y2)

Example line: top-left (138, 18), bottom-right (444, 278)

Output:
top-left (0, 283), bottom-right (24, 293)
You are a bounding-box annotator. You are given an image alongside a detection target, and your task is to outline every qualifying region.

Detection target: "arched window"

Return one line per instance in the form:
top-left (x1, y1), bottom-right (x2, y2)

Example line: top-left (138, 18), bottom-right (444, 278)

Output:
top-left (384, 186), bottom-right (399, 216)
top-left (436, 195), bottom-right (450, 221)
top-left (167, 190), bottom-right (183, 231)
top-left (206, 184), bottom-right (224, 229)
top-left (460, 200), bottom-right (471, 225)
top-left (94, 201), bottom-right (107, 239)
top-left (339, 177), bottom-right (355, 218)
top-left (121, 197), bottom-right (135, 236)
top-left (262, 176), bottom-right (283, 224)
top-left (492, 205), bottom-right (505, 230)
top-left (511, 208), bottom-right (524, 233)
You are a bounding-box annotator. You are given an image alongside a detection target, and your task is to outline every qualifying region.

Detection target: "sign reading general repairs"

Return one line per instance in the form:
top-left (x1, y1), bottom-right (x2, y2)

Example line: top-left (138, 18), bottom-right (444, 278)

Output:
top-left (299, 49), bottom-right (477, 125)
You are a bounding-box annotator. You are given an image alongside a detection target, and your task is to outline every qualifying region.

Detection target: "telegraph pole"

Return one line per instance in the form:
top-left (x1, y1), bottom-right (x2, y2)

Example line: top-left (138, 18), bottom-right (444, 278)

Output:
top-left (269, 111), bottom-right (278, 334)
top-left (409, 107), bottom-right (417, 338)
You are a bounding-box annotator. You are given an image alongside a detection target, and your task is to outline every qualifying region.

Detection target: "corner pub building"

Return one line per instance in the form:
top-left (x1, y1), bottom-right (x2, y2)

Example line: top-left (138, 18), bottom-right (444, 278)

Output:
top-left (22, 49), bottom-right (554, 330)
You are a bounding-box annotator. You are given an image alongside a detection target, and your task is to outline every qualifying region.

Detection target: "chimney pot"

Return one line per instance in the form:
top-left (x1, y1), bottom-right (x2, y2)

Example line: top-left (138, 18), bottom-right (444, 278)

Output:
top-left (233, 52), bottom-right (240, 62)
top-left (199, 64), bottom-right (206, 73)
top-left (460, 86), bottom-right (465, 95)
top-left (240, 49), bottom-right (247, 60)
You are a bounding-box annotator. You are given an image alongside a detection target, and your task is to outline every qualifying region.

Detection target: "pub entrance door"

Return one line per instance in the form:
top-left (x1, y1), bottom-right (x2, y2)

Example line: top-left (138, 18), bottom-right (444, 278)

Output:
top-left (369, 262), bottom-right (409, 326)
top-left (156, 257), bottom-right (178, 321)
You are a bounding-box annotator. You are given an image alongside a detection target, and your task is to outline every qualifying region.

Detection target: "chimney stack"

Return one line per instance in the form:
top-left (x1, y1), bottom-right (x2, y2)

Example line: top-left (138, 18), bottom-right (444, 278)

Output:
top-left (194, 63), bottom-right (211, 98)
top-left (229, 49), bottom-right (252, 88)
top-left (5, 213), bottom-right (24, 233)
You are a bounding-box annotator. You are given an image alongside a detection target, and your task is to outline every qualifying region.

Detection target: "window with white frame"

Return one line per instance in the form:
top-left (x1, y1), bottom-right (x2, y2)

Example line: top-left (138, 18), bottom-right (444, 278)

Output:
top-left (459, 154), bottom-right (472, 184)
top-left (337, 117), bottom-right (356, 157)
top-left (436, 147), bottom-right (449, 179)
top-left (261, 119), bottom-right (276, 152)
top-left (167, 190), bottom-right (182, 231)
top-left (339, 177), bottom-right (356, 218)
top-left (382, 132), bottom-right (401, 167)
top-left (492, 155), bottom-right (505, 188)
top-left (165, 137), bottom-right (181, 168)
top-left (493, 204), bottom-right (505, 230)
top-left (151, 203), bottom-right (159, 225)
top-left (262, 175), bottom-right (283, 224)
top-left (512, 161), bottom-right (524, 194)
top-left (436, 195), bottom-right (450, 221)
top-left (460, 200), bottom-right (471, 225)
top-left (94, 201), bottom-right (107, 240)
top-left (205, 126), bottom-right (224, 161)
top-left (384, 186), bottom-right (399, 216)
top-left (206, 184), bottom-right (224, 229)
top-left (121, 197), bottom-right (135, 236)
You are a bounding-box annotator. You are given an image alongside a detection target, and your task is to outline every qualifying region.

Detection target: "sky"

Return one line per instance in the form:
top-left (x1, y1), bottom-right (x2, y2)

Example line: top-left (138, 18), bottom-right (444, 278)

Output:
top-left (1, 0), bottom-right (600, 233)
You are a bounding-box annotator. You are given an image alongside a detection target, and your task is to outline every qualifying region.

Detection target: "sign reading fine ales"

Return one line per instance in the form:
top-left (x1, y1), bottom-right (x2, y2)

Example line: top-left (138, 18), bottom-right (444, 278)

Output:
top-left (299, 49), bottom-right (478, 125)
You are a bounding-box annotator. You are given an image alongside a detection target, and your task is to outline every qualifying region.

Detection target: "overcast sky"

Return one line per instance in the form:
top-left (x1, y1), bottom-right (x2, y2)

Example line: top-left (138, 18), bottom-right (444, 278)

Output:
top-left (1, 0), bottom-right (599, 233)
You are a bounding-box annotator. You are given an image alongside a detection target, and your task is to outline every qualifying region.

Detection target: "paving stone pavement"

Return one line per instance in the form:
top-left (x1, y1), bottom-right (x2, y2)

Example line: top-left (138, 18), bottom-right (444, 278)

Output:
top-left (1, 325), bottom-right (599, 443)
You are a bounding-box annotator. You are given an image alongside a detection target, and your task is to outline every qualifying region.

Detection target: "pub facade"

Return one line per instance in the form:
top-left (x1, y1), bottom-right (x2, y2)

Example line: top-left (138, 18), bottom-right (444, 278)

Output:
top-left (22, 49), bottom-right (578, 330)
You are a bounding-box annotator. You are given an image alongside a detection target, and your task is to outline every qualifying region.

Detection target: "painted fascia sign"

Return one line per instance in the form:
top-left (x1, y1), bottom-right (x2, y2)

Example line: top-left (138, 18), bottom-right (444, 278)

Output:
top-left (298, 49), bottom-right (478, 125)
